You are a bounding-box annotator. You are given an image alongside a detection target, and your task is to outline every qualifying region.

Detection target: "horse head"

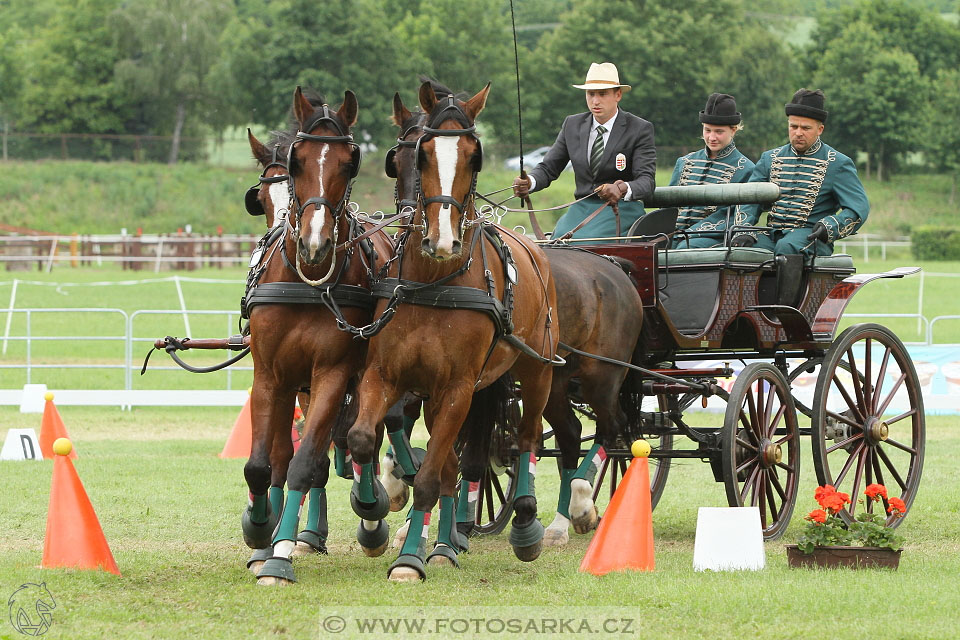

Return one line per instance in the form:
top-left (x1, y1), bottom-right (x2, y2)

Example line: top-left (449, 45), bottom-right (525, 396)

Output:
top-left (287, 87), bottom-right (360, 266)
top-left (246, 129), bottom-right (291, 229)
top-left (387, 80), bottom-right (458, 219)
top-left (414, 81), bottom-right (489, 260)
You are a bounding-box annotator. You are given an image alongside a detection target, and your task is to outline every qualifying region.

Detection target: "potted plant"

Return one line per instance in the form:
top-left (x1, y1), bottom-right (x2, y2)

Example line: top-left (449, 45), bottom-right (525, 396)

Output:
top-left (786, 484), bottom-right (906, 569)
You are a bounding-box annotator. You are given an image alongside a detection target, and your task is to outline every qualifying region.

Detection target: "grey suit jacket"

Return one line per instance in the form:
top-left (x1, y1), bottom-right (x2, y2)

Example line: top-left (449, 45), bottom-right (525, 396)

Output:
top-left (528, 109), bottom-right (656, 201)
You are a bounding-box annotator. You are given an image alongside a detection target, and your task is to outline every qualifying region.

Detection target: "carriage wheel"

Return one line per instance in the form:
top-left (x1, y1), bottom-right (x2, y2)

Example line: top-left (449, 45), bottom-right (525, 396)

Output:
top-left (811, 324), bottom-right (924, 527)
top-left (722, 363), bottom-right (800, 540)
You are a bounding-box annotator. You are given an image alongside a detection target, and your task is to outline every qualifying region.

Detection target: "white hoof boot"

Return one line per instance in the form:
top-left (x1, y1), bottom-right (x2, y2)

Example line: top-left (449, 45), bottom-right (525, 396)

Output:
top-left (392, 519), bottom-right (411, 549)
top-left (543, 514), bottom-right (571, 547)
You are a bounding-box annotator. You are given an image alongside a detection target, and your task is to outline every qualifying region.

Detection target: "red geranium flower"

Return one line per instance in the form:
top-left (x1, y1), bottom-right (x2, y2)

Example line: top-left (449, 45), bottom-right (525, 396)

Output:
top-left (819, 491), bottom-right (851, 514)
top-left (887, 497), bottom-right (907, 517)
top-left (806, 509), bottom-right (827, 524)
top-left (864, 484), bottom-right (887, 501)
top-left (814, 485), bottom-right (836, 505)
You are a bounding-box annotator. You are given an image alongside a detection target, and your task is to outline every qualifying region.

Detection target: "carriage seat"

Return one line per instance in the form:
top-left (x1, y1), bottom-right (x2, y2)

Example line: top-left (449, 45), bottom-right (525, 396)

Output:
top-left (656, 248), bottom-right (775, 336)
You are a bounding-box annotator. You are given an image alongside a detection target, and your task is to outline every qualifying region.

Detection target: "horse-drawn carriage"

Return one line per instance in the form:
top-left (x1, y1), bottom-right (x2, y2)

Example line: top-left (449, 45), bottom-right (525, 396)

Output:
top-left (471, 207), bottom-right (924, 542)
top-left (150, 81), bottom-right (923, 583)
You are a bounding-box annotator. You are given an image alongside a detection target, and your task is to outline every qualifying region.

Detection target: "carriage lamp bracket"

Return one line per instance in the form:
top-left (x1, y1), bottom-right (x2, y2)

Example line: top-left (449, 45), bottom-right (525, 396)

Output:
top-left (823, 415), bottom-right (851, 442)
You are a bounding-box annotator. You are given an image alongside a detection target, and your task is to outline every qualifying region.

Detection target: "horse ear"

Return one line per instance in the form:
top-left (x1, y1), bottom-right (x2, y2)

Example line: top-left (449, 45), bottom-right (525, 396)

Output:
top-left (418, 81), bottom-right (438, 113)
top-left (463, 82), bottom-right (491, 120)
top-left (338, 90), bottom-right (358, 128)
top-left (247, 128), bottom-right (271, 167)
top-left (391, 92), bottom-right (413, 128)
top-left (292, 86), bottom-right (313, 127)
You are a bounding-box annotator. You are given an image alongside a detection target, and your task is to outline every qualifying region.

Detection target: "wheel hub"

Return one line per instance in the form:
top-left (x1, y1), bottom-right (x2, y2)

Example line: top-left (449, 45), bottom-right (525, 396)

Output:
top-left (866, 416), bottom-right (889, 443)
top-left (761, 439), bottom-right (782, 467)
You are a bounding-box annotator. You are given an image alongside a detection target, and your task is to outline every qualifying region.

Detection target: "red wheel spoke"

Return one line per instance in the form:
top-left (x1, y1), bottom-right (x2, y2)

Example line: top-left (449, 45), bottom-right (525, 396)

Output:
top-left (769, 468), bottom-right (787, 501)
top-left (863, 338), bottom-right (872, 412)
top-left (736, 456), bottom-right (757, 476)
top-left (846, 346), bottom-right (868, 417)
top-left (875, 373), bottom-right (906, 417)
top-left (775, 460), bottom-right (796, 474)
top-left (735, 436), bottom-right (759, 452)
top-left (848, 448), bottom-right (868, 517)
top-left (876, 445), bottom-right (908, 492)
top-left (763, 383), bottom-right (777, 436)
top-left (872, 346), bottom-right (892, 414)
top-left (764, 472), bottom-right (781, 521)
top-left (884, 408), bottom-right (918, 427)
top-left (826, 432), bottom-right (863, 454)
top-left (833, 440), bottom-right (865, 487)
top-left (767, 402), bottom-right (786, 440)
top-left (831, 373), bottom-right (865, 423)
top-left (739, 465), bottom-right (760, 504)
top-left (773, 431), bottom-right (795, 446)
top-left (746, 383), bottom-right (761, 441)
top-left (883, 437), bottom-right (917, 455)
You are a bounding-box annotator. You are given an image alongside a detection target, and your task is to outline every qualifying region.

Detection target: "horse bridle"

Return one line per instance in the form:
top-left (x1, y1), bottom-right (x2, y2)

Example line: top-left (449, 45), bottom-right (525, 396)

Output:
top-left (385, 120), bottom-right (424, 215)
top-left (413, 96), bottom-right (483, 237)
top-left (244, 143), bottom-right (290, 218)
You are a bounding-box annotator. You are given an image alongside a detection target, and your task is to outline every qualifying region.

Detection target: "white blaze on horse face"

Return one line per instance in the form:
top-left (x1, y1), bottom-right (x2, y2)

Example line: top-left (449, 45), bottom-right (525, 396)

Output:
top-left (307, 145), bottom-right (330, 254)
top-left (268, 181), bottom-right (289, 227)
top-left (433, 136), bottom-right (460, 254)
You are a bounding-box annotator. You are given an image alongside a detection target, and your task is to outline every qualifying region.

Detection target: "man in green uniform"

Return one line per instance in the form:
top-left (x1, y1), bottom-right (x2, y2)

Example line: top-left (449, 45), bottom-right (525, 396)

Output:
top-left (512, 62), bottom-right (656, 242)
top-left (731, 88), bottom-right (869, 257)
top-left (670, 93), bottom-right (755, 248)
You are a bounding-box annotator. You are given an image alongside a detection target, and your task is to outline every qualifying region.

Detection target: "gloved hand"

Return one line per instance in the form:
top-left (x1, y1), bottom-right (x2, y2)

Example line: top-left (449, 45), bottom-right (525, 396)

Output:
top-left (597, 181), bottom-right (627, 206)
top-left (806, 222), bottom-right (830, 243)
top-left (512, 176), bottom-right (531, 198)
top-left (730, 234), bottom-right (757, 247)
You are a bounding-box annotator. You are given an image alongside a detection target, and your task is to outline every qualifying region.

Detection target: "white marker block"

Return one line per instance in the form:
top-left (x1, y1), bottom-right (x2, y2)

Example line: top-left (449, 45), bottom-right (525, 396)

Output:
top-left (693, 506), bottom-right (765, 571)
top-left (19, 384), bottom-right (48, 413)
top-left (0, 428), bottom-right (43, 461)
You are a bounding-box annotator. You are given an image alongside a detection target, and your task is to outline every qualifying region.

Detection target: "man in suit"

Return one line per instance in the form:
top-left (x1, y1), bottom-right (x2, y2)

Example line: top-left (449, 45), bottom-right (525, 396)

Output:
top-left (513, 62), bottom-right (656, 241)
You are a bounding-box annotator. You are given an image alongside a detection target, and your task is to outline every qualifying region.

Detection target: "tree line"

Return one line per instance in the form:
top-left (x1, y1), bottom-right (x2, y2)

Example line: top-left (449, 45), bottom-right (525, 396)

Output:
top-left (1, 0), bottom-right (959, 184)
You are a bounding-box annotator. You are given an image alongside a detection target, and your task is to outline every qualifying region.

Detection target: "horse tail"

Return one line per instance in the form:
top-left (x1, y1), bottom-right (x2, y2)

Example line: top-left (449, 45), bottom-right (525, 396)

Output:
top-left (457, 373), bottom-right (514, 483)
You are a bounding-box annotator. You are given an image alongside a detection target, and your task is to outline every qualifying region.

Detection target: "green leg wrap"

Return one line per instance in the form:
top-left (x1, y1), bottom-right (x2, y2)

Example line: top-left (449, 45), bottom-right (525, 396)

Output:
top-left (399, 510), bottom-right (430, 558)
top-left (436, 496), bottom-right (457, 549)
top-left (268, 486), bottom-right (285, 517)
top-left (273, 489), bottom-right (304, 543)
top-left (573, 443), bottom-right (606, 484)
top-left (356, 462), bottom-right (375, 503)
top-left (386, 428), bottom-right (418, 477)
top-left (402, 415), bottom-right (416, 439)
top-left (302, 488), bottom-right (327, 540)
top-left (456, 480), bottom-right (478, 524)
top-left (249, 492), bottom-right (269, 524)
top-left (556, 468), bottom-right (576, 518)
top-left (514, 452), bottom-right (537, 499)
top-left (334, 445), bottom-right (352, 479)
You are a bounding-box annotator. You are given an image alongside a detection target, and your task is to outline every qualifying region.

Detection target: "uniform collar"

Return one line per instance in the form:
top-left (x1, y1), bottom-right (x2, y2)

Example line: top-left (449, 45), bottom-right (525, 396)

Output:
top-left (706, 141), bottom-right (737, 160)
top-left (790, 138), bottom-right (822, 156)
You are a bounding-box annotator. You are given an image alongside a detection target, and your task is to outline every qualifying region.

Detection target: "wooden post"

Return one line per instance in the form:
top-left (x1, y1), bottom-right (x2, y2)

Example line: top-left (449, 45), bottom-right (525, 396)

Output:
top-left (70, 233), bottom-right (78, 268)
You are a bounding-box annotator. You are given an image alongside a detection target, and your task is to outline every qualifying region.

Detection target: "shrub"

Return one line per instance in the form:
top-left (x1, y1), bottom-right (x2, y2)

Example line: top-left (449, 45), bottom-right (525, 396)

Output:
top-left (911, 226), bottom-right (960, 260)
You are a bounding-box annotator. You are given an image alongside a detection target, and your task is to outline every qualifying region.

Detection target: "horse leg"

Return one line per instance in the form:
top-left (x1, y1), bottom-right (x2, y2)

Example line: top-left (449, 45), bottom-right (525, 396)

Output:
top-left (292, 442), bottom-right (331, 557)
top-left (509, 362), bottom-right (553, 562)
top-left (242, 385), bottom-right (295, 554)
top-left (542, 369), bottom-right (581, 547)
top-left (380, 395), bottom-right (424, 512)
top-left (248, 419), bottom-right (296, 573)
top-left (332, 390), bottom-right (354, 480)
top-left (387, 386), bottom-right (472, 582)
top-left (569, 367), bottom-right (627, 534)
top-left (425, 449), bottom-right (462, 567)
top-left (257, 373), bottom-right (348, 586)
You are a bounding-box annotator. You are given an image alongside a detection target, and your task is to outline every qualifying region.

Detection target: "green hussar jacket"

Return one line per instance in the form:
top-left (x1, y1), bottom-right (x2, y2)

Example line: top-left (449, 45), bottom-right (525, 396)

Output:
top-left (669, 142), bottom-right (754, 237)
top-left (736, 139), bottom-right (869, 242)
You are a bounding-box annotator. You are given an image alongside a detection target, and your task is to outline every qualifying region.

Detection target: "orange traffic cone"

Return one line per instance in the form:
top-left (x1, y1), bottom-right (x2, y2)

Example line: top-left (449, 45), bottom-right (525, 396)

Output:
top-left (579, 441), bottom-right (655, 575)
top-left (38, 393), bottom-right (77, 460)
top-left (42, 438), bottom-right (120, 575)
top-left (219, 390), bottom-right (252, 459)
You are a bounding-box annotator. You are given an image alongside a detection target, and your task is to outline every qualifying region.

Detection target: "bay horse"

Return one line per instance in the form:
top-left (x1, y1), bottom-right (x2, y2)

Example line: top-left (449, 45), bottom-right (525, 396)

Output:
top-left (346, 81), bottom-right (559, 582)
top-left (383, 87), bottom-right (647, 550)
top-left (241, 88), bottom-right (396, 586)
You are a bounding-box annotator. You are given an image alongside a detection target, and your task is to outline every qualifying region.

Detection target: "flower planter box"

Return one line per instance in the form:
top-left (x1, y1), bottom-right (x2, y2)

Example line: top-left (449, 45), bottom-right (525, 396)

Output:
top-left (785, 544), bottom-right (901, 569)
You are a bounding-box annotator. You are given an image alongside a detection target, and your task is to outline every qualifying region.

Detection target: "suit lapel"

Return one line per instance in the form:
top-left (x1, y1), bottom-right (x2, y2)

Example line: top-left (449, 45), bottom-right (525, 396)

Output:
top-left (577, 114), bottom-right (591, 165)
top-left (600, 110), bottom-right (627, 167)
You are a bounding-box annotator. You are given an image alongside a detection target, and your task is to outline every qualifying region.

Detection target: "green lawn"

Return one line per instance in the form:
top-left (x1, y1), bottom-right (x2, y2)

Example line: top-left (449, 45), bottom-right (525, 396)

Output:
top-left (0, 407), bottom-right (956, 639)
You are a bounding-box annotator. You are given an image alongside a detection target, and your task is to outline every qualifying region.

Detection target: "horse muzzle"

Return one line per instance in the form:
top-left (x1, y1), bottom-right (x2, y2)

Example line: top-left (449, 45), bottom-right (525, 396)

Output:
top-left (298, 234), bottom-right (332, 265)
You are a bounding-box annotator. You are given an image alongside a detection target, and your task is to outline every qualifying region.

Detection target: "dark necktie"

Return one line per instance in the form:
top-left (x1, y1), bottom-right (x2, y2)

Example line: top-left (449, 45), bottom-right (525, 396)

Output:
top-left (589, 125), bottom-right (606, 178)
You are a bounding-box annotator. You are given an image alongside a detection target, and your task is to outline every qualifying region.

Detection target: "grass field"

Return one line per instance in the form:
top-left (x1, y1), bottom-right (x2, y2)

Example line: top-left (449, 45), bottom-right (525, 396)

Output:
top-left (0, 407), bottom-right (957, 639)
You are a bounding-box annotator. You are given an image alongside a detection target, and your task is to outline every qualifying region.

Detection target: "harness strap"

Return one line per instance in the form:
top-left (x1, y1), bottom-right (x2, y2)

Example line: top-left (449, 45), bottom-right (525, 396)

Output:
top-left (246, 281), bottom-right (375, 313)
top-left (371, 278), bottom-right (511, 336)
top-left (552, 200), bottom-right (609, 243)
